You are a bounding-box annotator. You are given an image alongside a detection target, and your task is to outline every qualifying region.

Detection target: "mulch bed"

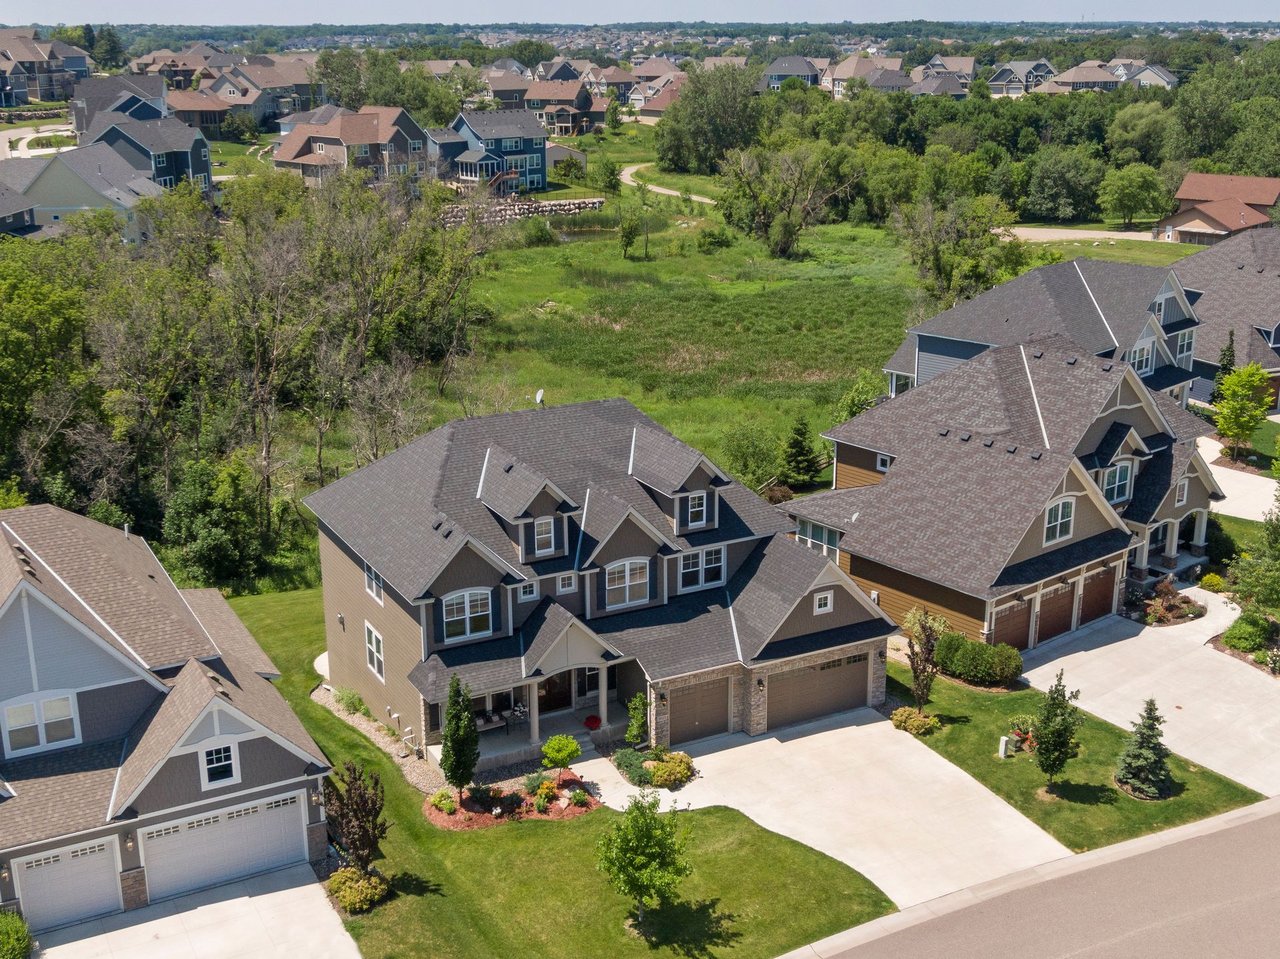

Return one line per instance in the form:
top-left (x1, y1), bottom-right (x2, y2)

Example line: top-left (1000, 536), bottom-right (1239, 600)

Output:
top-left (423, 772), bottom-right (600, 831)
top-left (1210, 450), bottom-right (1271, 476)
top-left (1208, 633), bottom-right (1279, 676)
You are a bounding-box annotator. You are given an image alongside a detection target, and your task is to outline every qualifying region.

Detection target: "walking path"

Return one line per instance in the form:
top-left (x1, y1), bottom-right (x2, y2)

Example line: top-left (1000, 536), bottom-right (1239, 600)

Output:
top-left (1009, 226), bottom-right (1154, 242)
top-left (1197, 436), bottom-right (1277, 521)
top-left (618, 162), bottom-right (716, 204)
top-left (0, 123), bottom-right (75, 159)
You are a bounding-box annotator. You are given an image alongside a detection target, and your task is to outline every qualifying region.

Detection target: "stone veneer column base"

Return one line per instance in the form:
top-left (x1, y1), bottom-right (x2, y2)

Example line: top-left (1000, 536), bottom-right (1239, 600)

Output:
top-left (120, 867), bottom-right (149, 911)
top-left (307, 821), bottom-right (330, 862)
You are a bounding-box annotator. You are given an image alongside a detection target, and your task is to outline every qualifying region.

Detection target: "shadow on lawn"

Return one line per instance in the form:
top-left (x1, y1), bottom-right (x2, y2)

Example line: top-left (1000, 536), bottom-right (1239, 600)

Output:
top-left (391, 871), bottom-right (445, 898)
top-left (1050, 781), bottom-right (1117, 806)
top-left (638, 898), bottom-right (741, 957)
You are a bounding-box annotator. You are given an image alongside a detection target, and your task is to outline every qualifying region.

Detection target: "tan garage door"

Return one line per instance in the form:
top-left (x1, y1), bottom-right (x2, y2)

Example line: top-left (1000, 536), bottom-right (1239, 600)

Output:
top-left (766, 654), bottom-right (869, 731)
top-left (669, 678), bottom-right (729, 744)
top-left (992, 600), bottom-right (1032, 650)
top-left (1080, 567), bottom-right (1117, 624)
top-left (1036, 584), bottom-right (1076, 646)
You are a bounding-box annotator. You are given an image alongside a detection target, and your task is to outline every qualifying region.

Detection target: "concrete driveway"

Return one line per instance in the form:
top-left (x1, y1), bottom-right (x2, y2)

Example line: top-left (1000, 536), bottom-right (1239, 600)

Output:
top-left (1197, 437), bottom-right (1276, 521)
top-left (577, 710), bottom-right (1069, 908)
top-left (33, 864), bottom-right (359, 959)
top-left (1023, 589), bottom-right (1280, 796)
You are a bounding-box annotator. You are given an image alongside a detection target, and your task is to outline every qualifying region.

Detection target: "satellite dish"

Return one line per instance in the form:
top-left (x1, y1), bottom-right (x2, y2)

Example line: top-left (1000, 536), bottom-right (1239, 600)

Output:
top-left (535, 389), bottom-right (545, 406)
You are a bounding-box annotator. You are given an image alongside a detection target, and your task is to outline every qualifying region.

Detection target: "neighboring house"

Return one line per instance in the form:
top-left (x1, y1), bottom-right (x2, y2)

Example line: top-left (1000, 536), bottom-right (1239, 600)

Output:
top-left (1174, 230), bottom-right (1280, 408)
top-left (533, 58), bottom-right (584, 82)
top-left (907, 74), bottom-right (967, 99)
top-left (524, 80), bottom-right (592, 135)
top-left (483, 69), bottom-right (531, 109)
top-left (447, 110), bottom-right (547, 193)
top-left (490, 57), bottom-right (528, 77)
top-left (584, 66), bottom-right (637, 100)
top-left (862, 68), bottom-right (911, 93)
top-left (87, 116), bottom-right (213, 194)
top-left (1038, 63), bottom-right (1122, 93)
top-left (637, 76), bottom-right (687, 120)
top-left (0, 30), bottom-right (92, 103)
top-left (909, 55), bottom-right (977, 90)
top-left (71, 76), bottom-right (169, 139)
top-left (304, 398), bottom-right (893, 764)
top-left (0, 505), bottom-right (329, 934)
top-left (884, 259), bottom-right (1204, 406)
top-left (0, 57), bottom-right (25, 108)
top-left (547, 142), bottom-right (587, 175)
top-left (1126, 64), bottom-right (1178, 89)
top-left (826, 55), bottom-right (904, 97)
top-left (128, 42), bottom-right (232, 89)
top-left (166, 89), bottom-right (233, 139)
top-left (758, 56), bottom-right (821, 91)
top-left (244, 54), bottom-right (327, 112)
top-left (629, 72), bottom-right (686, 111)
top-left (0, 143), bottom-right (162, 240)
top-left (1157, 172), bottom-right (1280, 246)
top-left (0, 183), bottom-right (35, 234)
top-left (702, 55), bottom-right (747, 71)
top-left (631, 57), bottom-right (681, 82)
top-left (273, 106), bottom-right (430, 188)
top-left (277, 103), bottom-right (351, 137)
top-left (1101, 58), bottom-right (1145, 80)
top-left (988, 59), bottom-right (1057, 97)
top-left (790, 337), bottom-right (1219, 651)
top-left (416, 59), bottom-right (473, 79)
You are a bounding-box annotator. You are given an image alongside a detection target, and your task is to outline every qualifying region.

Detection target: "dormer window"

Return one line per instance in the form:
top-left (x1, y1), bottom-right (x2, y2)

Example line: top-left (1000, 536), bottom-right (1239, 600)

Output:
top-left (1044, 498), bottom-right (1074, 545)
top-left (200, 743), bottom-right (241, 790)
top-left (679, 546), bottom-right (724, 590)
top-left (1103, 462), bottom-right (1132, 504)
top-left (364, 561), bottom-right (383, 603)
top-left (876, 453), bottom-right (893, 473)
top-left (1154, 298), bottom-right (1164, 320)
top-left (534, 517), bottom-right (555, 556)
top-left (605, 559), bottom-right (649, 608)
top-left (687, 492), bottom-right (707, 528)
top-left (2, 694), bottom-right (79, 755)
top-left (443, 589), bottom-right (492, 641)
top-left (1175, 330), bottom-right (1194, 363)
top-left (1130, 343), bottom-right (1153, 376)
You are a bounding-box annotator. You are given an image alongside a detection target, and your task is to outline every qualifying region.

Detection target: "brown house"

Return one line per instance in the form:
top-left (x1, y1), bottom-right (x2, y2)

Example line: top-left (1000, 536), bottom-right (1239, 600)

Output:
top-left (305, 399), bottom-right (893, 768)
top-left (790, 337), bottom-right (1220, 651)
top-left (1158, 173), bottom-right (1280, 245)
top-left (273, 105), bottom-right (431, 187)
top-left (0, 506), bottom-right (328, 934)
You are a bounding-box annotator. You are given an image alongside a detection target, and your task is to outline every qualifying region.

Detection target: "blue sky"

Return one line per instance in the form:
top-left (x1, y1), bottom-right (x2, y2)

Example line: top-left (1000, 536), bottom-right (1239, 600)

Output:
top-left (24, 3), bottom-right (1280, 26)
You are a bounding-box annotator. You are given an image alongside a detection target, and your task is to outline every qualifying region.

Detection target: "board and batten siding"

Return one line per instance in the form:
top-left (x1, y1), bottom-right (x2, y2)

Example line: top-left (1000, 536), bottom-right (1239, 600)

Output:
top-left (764, 581), bottom-right (879, 649)
top-left (833, 443), bottom-right (885, 490)
top-left (317, 524), bottom-right (425, 743)
top-left (839, 551), bottom-right (988, 641)
top-left (131, 736), bottom-right (312, 814)
top-left (914, 334), bottom-right (989, 385)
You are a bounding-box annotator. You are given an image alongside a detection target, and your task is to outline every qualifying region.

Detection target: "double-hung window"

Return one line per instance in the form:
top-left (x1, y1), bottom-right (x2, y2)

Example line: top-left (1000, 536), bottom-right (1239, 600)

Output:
top-left (204, 745), bottom-right (236, 785)
top-left (1103, 462), bottom-right (1132, 504)
top-left (364, 561), bottom-right (384, 602)
top-left (443, 590), bottom-right (492, 641)
top-left (365, 623), bottom-right (384, 678)
top-left (534, 516), bottom-right (555, 555)
top-left (2, 695), bottom-right (78, 754)
top-left (410, 139), bottom-right (422, 152)
top-left (679, 547), bottom-right (724, 590)
top-left (605, 559), bottom-right (648, 608)
top-left (687, 492), bottom-right (707, 528)
top-left (1175, 330), bottom-right (1194, 364)
top-left (796, 519), bottom-right (840, 557)
top-left (1044, 498), bottom-right (1074, 544)
top-left (1176, 477), bottom-right (1189, 507)
top-left (1130, 343), bottom-right (1153, 376)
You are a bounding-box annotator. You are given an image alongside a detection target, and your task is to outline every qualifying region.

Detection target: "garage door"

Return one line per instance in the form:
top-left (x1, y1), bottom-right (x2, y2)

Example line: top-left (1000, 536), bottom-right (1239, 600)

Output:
top-left (1036, 584), bottom-right (1076, 645)
top-left (669, 679), bottom-right (729, 744)
top-left (767, 654), bottom-right (869, 730)
top-left (1080, 567), bottom-right (1117, 624)
top-left (16, 839), bottom-right (121, 932)
top-left (992, 600), bottom-right (1032, 650)
top-left (143, 794), bottom-right (307, 902)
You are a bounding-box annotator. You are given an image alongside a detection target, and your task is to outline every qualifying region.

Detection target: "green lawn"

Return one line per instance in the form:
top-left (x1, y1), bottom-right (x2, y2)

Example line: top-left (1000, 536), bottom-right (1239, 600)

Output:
top-left (231, 589), bottom-right (895, 958)
top-left (1018, 217), bottom-right (1162, 232)
top-left (208, 134), bottom-right (274, 166)
top-left (886, 664), bottom-right (1261, 852)
top-left (633, 165), bottom-right (724, 201)
top-left (1215, 514), bottom-right (1266, 554)
top-left (555, 122), bottom-right (658, 167)
top-left (1030, 238), bottom-right (1196, 267)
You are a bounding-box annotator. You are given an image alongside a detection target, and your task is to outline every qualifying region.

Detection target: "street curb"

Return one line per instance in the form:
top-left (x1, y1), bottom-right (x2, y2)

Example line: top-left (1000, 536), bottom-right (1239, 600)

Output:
top-left (777, 795), bottom-right (1280, 958)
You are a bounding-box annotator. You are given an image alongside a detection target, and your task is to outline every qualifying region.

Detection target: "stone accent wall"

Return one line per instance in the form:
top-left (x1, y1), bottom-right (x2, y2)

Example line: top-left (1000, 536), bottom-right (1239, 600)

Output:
top-left (0, 110), bottom-right (65, 123)
top-left (439, 196), bottom-right (605, 229)
top-left (120, 867), bottom-right (149, 911)
top-left (307, 821), bottom-right (330, 862)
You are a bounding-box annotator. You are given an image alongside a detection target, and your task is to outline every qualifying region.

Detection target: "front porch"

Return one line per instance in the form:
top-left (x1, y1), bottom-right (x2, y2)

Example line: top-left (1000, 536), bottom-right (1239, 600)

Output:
top-left (427, 700), bottom-right (630, 773)
top-left (1128, 509), bottom-right (1210, 586)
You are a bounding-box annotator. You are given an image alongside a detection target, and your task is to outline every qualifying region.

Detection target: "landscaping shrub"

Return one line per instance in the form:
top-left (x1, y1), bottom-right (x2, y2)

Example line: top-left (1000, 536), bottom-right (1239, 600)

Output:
top-left (334, 687), bottom-right (364, 714)
top-left (936, 634), bottom-right (1022, 686)
top-left (934, 631), bottom-right (967, 668)
top-left (520, 216), bottom-right (557, 247)
top-left (1199, 572), bottom-right (1227, 593)
top-left (534, 794), bottom-right (551, 813)
top-left (651, 751), bottom-right (695, 789)
top-left (0, 912), bottom-right (32, 959)
top-left (612, 747), bottom-right (652, 786)
top-left (430, 788), bottom-right (456, 815)
top-left (468, 783), bottom-right (498, 805)
top-left (1223, 607), bottom-right (1272, 652)
top-left (327, 867), bottom-right (391, 914)
top-left (1269, 648), bottom-right (1280, 675)
top-left (696, 225), bottom-right (734, 252)
top-left (890, 706), bottom-right (940, 736)
top-left (570, 788), bottom-right (590, 807)
top-left (523, 771), bottom-right (550, 795)
top-left (536, 779), bottom-right (559, 804)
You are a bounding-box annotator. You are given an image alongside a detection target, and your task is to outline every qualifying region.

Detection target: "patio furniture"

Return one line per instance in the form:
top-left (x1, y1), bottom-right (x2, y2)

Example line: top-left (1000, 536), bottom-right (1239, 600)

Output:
top-left (474, 712), bottom-right (507, 734)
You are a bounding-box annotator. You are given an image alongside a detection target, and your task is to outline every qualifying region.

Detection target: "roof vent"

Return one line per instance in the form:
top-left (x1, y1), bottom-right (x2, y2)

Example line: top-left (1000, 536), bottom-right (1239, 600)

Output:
top-left (938, 428), bottom-right (950, 437)
top-left (503, 463), bottom-right (514, 473)
top-left (1066, 357), bottom-right (1077, 365)
top-left (1033, 350), bottom-right (1043, 359)
top-left (983, 439), bottom-right (994, 448)
top-left (960, 432), bottom-right (971, 442)
top-left (1031, 451), bottom-right (1042, 460)
top-left (1006, 445), bottom-right (1017, 454)
top-left (442, 529), bottom-right (452, 539)
top-left (1102, 363), bottom-right (1113, 372)
top-left (431, 519), bottom-right (443, 531)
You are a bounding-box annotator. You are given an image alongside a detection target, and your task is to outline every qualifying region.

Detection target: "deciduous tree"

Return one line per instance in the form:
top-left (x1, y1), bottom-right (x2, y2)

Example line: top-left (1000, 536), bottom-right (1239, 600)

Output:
top-left (1097, 163), bottom-right (1167, 227)
top-left (541, 733), bottom-right (582, 785)
top-left (597, 790), bottom-right (691, 924)
top-left (1035, 670), bottom-right (1083, 790)
top-left (323, 761), bottom-right (390, 874)
top-left (1216, 363), bottom-right (1270, 461)
top-left (901, 608), bottom-right (949, 713)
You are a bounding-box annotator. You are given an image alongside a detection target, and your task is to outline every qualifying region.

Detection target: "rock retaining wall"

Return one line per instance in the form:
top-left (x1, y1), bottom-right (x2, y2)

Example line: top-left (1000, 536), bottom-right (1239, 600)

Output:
top-left (440, 196), bottom-right (605, 228)
top-left (0, 110), bottom-right (66, 123)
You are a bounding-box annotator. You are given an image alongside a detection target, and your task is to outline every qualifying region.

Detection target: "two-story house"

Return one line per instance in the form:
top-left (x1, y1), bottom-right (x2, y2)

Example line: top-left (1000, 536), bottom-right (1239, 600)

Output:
top-left (0, 506), bottom-right (328, 933)
top-left (790, 337), bottom-right (1221, 652)
top-left (87, 116), bottom-right (213, 194)
top-left (448, 111), bottom-right (547, 193)
top-left (631, 57), bottom-right (682, 82)
top-left (826, 55), bottom-right (905, 98)
top-left (273, 106), bottom-right (430, 188)
top-left (1039, 63), bottom-right (1122, 93)
top-left (1157, 172), bottom-right (1280, 246)
top-left (0, 30), bottom-right (92, 103)
top-left (483, 69), bottom-right (531, 109)
top-left (72, 76), bottom-right (169, 139)
top-left (0, 184), bottom-right (35, 234)
top-left (884, 259), bottom-right (1204, 405)
top-left (988, 59), bottom-right (1057, 97)
top-left (305, 399), bottom-right (893, 767)
top-left (583, 66), bottom-right (637, 100)
top-left (909, 55), bottom-right (977, 90)
top-left (757, 56), bottom-right (821, 92)
top-left (523, 80), bottom-right (593, 135)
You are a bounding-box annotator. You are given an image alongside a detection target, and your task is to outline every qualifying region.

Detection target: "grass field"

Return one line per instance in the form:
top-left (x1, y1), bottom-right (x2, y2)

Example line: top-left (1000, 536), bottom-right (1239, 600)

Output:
top-left (1030, 238), bottom-right (1196, 267)
top-left (208, 134), bottom-right (274, 166)
top-left (556, 122), bottom-right (659, 167)
top-left (230, 589), bottom-right (895, 959)
top-left (633, 164), bottom-right (724, 201)
top-left (886, 664), bottom-right (1261, 852)
top-left (1018, 218), bottom-right (1162, 232)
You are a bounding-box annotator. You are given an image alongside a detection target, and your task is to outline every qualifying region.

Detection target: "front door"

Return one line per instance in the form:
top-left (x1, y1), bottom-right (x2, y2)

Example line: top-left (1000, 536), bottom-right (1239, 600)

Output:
top-left (539, 672), bottom-right (573, 713)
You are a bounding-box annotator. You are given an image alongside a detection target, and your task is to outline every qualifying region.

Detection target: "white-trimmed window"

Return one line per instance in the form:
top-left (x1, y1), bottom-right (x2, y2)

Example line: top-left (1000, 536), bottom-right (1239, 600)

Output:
top-left (364, 561), bottom-right (384, 603)
top-left (2, 694), bottom-right (79, 755)
top-left (200, 743), bottom-right (241, 790)
top-left (1154, 298), bottom-right (1164, 320)
top-left (687, 492), bottom-right (707, 528)
top-left (410, 139), bottom-right (423, 152)
top-left (443, 589), bottom-right (492, 641)
top-left (365, 622), bottom-right (384, 679)
top-left (1175, 330), bottom-right (1194, 362)
top-left (1103, 462), bottom-right (1132, 504)
top-left (316, 142), bottom-right (325, 153)
top-left (679, 546), bottom-right (725, 590)
top-left (201, 147), bottom-right (209, 160)
top-left (796, 519), bottom-right (840, 557)
top-left (605, 559), bottom-right (649, 608)
top-left (813, 590), bottom-right (833, 615)
top-left (557, 573), bottom-right (577, 594)
top-left (1176, 477), bottom-right (1189, 507)
top-left (534, 516), bottom-right (555, 556)
top-left (1130, 342), bottom-right (1153, 376)
top-left (156, 153), bottom-right (167, 166)
top-left (875, 453), bottom-right (893, 472)
top-left (519, 580), bottom-right (539, 602)
top-left (1045, 498), bottom-right (1074, 544)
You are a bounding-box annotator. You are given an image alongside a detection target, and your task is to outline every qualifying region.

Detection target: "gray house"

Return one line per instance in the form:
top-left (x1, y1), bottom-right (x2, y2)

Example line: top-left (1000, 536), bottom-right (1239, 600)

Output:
top-left (0, 505), bottom-right (328, 933)
top-left (71, 76), bottom-right (169, 138)
top-left (449, 110), bottom-right (548, 193)
top-left (87, 115), bottom-right (213, 194)
top-left (758, 56), bottom-right (821, 91)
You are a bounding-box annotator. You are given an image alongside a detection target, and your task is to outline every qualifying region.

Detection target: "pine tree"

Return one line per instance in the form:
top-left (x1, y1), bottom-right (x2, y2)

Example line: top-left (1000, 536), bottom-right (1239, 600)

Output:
top-left (1212, 328), bottom-right (1235, 404)
top-left (93, 26), bottom-right (125, 69)
top-left (778, 417), bottom-right (822, 487)
top-left (1035, 670), bottom-right (1083, 790)
top-left (440, 674), bottom-right (479, 803)
top-left (1115, 698), bottom-right (1174, 800)
top-left (82, 24), bottom-right (96, 53)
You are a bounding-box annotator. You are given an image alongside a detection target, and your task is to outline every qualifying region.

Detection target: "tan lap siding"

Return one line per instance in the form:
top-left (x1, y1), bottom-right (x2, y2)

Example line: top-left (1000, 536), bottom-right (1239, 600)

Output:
top-left (841, 552), bottom-right (987, 640)
top-left (834, 444), bottom-right (886, 490)
top-left (132, 737), bottom-right (312, 814)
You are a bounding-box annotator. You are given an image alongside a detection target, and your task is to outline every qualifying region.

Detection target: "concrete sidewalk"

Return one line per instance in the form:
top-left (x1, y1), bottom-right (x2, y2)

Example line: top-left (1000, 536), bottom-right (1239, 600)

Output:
top-left (1197, 436), bottom-right (1276, 521)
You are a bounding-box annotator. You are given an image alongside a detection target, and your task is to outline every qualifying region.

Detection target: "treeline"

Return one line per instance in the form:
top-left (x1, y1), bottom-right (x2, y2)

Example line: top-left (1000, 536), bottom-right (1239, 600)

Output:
top-left (313, 49), bottom-right (486, 126)
top-left (0, 172), bottom-right (490, 590)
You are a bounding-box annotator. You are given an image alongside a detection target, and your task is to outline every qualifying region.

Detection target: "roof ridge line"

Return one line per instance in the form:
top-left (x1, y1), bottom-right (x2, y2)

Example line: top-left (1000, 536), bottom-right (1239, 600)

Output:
top-left (1019, 344), bottom-right (1051, 450)
top-left (1074, 260), bottom-right (1119, 348)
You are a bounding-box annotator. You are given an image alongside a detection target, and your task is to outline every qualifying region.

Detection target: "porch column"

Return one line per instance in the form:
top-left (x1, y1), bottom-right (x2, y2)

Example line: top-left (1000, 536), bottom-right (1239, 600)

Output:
top-left (1132, 535), bottom-right (1150, 578)
top-left (528, 682), bottom-right (540, 744)
top-left (597, 672), bottom-right (608, 725)
top-left (1161, 519), bottom-right (1179, 569)
top-left (1190, 510), bottom-right (1209, 556)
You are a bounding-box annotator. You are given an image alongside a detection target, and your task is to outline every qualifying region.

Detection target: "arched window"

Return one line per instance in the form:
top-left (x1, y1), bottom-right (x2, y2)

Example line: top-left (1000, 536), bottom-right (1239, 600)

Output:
top-left (443, 589), bottom-right (492, 641)
top-left (604, 559), bottom-right (649, 609)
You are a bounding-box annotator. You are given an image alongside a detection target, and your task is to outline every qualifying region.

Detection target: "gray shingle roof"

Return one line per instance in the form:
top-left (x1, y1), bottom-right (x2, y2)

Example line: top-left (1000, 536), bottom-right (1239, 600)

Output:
top-left (478, 445), bottom-right (573, 520)
top-left (457, 110), bottom-right (546, 139)
top-left (630, 426), bottom-right (720, 495)
top-left (0, 741), bottom-right (125, 849)
top-left (0, 156), bottom-right (50, 193)
top-left (0, 182), bottom-right (32, 218)
top-left (88, 114), bottom-right (204, 155)
top-left (55, 142), bottom-right (164, 207)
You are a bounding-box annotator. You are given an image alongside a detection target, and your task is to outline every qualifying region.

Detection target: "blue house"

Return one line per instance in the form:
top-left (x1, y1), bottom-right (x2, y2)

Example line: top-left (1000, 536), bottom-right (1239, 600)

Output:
top-left (87, 115), bottom-right (213, 194)
top-left (448, 111), bottom-right (547, 194)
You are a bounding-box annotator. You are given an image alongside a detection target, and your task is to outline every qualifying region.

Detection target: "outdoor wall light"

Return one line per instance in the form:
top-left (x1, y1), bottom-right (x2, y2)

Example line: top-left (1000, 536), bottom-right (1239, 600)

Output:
top-left (125, 832), bottom-right (135, 852)
top-left (658, 692), bottom-right (667, 706)
top-left (310, 786), bottom-right (323, 806)
top-left (0, 862), bottom-right (8, 883)
top-left (877, 649), bottom-right (886, 661)
top-left (337, 613), bottom-right (345, 629)
top-left (756, 678), bottom-right (765, 691)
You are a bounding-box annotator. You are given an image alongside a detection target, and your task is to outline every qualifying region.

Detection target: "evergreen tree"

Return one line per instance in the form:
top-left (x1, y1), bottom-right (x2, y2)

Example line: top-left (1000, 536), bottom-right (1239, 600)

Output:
top-left (1114, 698), bottom-right (1174, 800)
top-left (440, 674), bottom-right (479, 803)
top-left (1035, 670), bottom-right (1083, 790)
top-left (92, 26), bottom-right (125, 69)
top-left (778, 417), bottom-right (822, 487)
top-left (1212, 329), bottom-right (1236, 404)
top-left (82, 24), bottom-right (96, 53)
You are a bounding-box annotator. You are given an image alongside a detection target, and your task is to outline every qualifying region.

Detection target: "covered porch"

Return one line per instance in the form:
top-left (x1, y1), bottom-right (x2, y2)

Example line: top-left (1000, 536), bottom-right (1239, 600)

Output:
top-left (1128, 509), bottom-right (1210, 585)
